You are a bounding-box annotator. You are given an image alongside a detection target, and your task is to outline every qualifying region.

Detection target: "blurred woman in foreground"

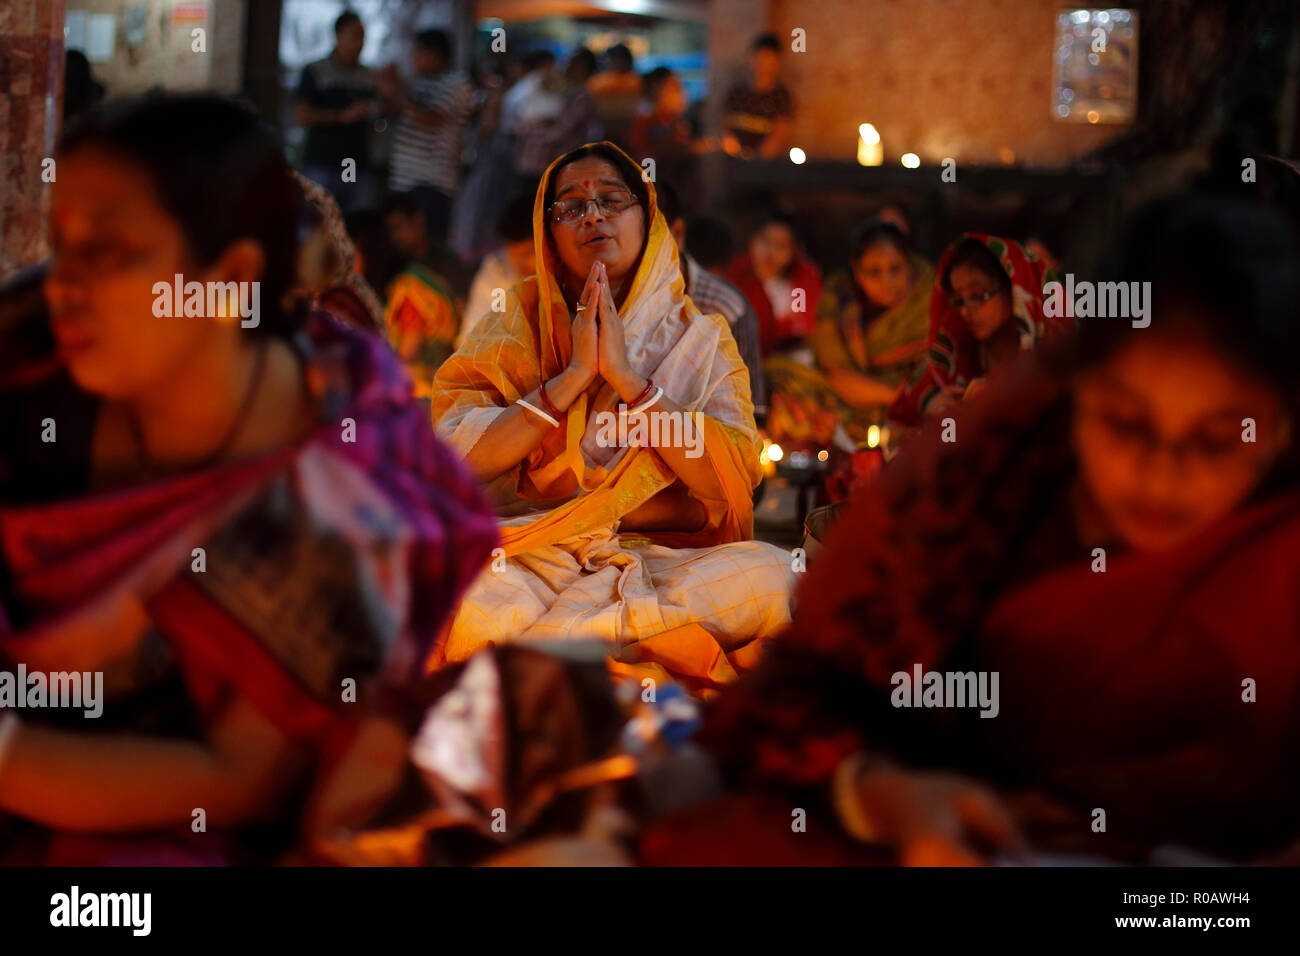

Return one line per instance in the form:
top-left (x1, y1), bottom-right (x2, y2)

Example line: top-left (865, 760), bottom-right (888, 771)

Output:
top-left (645, 195), bottom-right (1300, 864)
top-left (0, 95), bottom-right (497, 863)
top-left (430, 143), bottom-right (793, 693)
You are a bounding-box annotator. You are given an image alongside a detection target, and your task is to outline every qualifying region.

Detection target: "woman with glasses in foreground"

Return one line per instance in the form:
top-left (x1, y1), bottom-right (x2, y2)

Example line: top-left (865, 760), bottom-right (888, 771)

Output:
top-left (644, 195), bottom-right (1300, 865)
top-left (430, 142), bottom-right (794, 693)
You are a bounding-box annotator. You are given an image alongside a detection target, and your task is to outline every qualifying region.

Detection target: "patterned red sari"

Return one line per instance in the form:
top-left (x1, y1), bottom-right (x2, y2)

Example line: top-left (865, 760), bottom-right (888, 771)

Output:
top-left (664, 355), bottom-right (1300, 863)
top-left (0, 312), bottom-right (499, 863)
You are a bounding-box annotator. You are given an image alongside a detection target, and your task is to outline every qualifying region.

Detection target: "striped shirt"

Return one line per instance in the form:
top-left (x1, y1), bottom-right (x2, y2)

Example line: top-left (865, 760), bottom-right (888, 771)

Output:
top-left (389, 70), bottom-right (475, 194)
top-left (683, 253), bottom-right (767, 413)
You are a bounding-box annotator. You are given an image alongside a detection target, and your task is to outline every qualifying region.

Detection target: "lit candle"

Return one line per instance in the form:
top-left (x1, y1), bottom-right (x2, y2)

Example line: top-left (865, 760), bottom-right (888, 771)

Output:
top-left (858, 124), bottom-right (883, 166)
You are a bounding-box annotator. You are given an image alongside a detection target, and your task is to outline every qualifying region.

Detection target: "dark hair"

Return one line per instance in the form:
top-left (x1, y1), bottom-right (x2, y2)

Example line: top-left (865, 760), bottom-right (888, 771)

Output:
top-left (685, 217), bottom-right (735, 271)
top-left (380, 191), bottom-right (421, 219)
top-left (542, 143), bottom-right (650, 242)
top-left (58, 94), bottom-right (303, 339)
top-left (643, 66), bottom-right (675, 102)
top-left (850, 220), bottom-right (912, 266)
top-left (1071, 194), bottom-right (1300, 404)
top-left (63, 50), bottom-right (104, 122)
top-left (414, 29), bottom-right (452, 59)
top-left (497, 193), bottom-right (536, 243)
top-left (606, 43), bottom-right (634, 71)
top-left (567, 47), bottom-right (598, 79)
top-left (656, 179), bottom-right (682, 226)
top-left (752, 33), bottom-right (781, 54)
top-left (941, 237), bottom-right (1010, 294)
top-left (345, 209), bottom-right (406, 296)
top-left (523, 49), bottom-right (556, 72)
top-left (334, 11), bottom-right (362, 34)
top-left (751, 209), bottom-right (797, 240)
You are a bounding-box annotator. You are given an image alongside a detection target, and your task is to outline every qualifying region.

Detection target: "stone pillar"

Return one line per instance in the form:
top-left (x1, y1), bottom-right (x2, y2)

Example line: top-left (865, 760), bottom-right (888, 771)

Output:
top-left (0, 0), bottom-right (65, 276)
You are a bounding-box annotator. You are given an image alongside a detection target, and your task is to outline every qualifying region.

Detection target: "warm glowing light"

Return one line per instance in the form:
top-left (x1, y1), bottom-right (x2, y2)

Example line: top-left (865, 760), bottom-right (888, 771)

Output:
top-left (817, 449), bottom-right (829, 462)
top-left (866, 425), bottom-right (881, 448)
top-left (768, 442), bottom-right (784, 462)
top-left (857, 124), bottom-right (883, 167)
top-left (789, 147), bottom-right (807, 164)
top-left (999, 147), bottom-right (1015, 165)
top-left (1086, 110), bottom-right (1100, 124)
top-left (900, 152), bottom-right (920, 169)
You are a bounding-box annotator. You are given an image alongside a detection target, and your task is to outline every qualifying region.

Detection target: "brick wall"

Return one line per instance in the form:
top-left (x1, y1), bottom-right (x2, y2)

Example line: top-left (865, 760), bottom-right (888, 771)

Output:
top-left (710, 0), bottom-right (1130, 167)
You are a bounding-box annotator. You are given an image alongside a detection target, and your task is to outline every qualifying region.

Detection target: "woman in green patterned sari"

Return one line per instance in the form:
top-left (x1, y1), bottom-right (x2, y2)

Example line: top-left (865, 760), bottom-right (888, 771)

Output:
top-left (765, 221), bottom-right (932, 448)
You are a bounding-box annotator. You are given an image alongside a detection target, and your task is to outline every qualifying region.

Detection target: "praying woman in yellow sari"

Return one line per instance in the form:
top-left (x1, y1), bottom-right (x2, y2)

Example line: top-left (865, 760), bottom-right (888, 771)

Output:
top-left (429, 142), bottom-right (794, 694)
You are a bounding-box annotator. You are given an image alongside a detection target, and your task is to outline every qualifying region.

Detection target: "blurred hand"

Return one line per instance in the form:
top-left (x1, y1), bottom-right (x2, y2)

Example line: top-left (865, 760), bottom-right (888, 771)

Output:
top-left (926, 385), bottom-right (966, 416)
top-left (340, 101), bottom-right (376, 123)
top-left (845, 766), bottom-right (1027, 866)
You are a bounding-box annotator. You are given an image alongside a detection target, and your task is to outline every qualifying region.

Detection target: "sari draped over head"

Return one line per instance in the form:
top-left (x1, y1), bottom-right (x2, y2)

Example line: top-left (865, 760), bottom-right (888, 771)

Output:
top-left (765, 257), bottom-right (935, 448)
top-left (888, 234), bottom-right (1068, 427)
top-left (0, 314), bottom-right (499, 862)
top-left (429, 142), bottom-right (794, 695)
top-left (697, 358), bottom-right (1300, 862)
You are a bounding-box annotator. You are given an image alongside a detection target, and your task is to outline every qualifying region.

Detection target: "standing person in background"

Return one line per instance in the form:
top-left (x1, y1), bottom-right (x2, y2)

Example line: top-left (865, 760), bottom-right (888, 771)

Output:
top-left (721, 34), bottom-right (793, 160)
top-left (502, 50), bottom-right (562, 194)
top-left (379, 30), bottom-right (475, 246)
top-left (448, 59), bottom-right (518, 263)
top-left (294, 11), bottom-right (380, 213)
top-left (516, 49), bottom-right (600, 181)
top-left (63, 50), bottom-right (105, 123)
top-left (657, 181), bottom-right (766, 418)
top-left (461, 193), bottom-right (537, 349)
top-left (587, 44), bottom-right (642, 150)
top-left (628, 68), bottom-right (707, 207)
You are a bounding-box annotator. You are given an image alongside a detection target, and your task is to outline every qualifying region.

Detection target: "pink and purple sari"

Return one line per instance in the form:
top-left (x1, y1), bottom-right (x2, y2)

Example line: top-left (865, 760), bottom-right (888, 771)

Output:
top-left (0, 311), bottom-right (499, 863)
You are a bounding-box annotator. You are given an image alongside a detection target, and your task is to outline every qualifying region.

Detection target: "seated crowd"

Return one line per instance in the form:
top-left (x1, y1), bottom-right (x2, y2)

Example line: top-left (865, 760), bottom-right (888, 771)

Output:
top-left (0, 92), bottom-right (1296, 866)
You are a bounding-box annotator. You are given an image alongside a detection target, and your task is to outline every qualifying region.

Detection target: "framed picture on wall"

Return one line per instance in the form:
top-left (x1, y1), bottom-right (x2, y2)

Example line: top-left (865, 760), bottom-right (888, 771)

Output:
top-left (1052, 8), bottom-right (1138, 124)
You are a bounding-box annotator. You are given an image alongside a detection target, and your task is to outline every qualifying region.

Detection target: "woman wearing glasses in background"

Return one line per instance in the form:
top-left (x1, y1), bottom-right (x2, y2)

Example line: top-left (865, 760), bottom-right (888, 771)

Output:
top-left (888, 234), bottom-right (1071, 427)
top-left (429, 142), bottom-right (794, 693)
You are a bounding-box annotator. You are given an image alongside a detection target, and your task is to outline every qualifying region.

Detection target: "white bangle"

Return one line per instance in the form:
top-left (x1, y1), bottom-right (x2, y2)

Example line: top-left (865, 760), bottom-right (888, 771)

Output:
top-left (622, 386), bottom-right (663, 416)
top-left (0, 712), bottom-right (20, 776)
top-left (517, 398), bottom-right (560, 428)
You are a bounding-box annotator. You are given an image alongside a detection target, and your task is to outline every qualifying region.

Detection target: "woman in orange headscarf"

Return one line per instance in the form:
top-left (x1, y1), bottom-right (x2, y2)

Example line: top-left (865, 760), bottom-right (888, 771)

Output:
top-left (429, 142), bottom-right (794, 693)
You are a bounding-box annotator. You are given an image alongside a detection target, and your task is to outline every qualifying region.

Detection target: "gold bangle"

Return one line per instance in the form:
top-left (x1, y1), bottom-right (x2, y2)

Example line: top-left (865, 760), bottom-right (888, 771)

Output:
top-left (831, 752), bottom-right (891, 844)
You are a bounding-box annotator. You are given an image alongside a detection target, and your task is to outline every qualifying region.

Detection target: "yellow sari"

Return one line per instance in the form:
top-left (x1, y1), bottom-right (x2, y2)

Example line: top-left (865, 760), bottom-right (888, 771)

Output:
top-left (429, 143), bottom-right (794, 694)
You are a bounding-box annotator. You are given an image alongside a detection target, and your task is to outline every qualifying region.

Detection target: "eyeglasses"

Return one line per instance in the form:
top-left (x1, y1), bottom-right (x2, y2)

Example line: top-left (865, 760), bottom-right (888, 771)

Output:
top-left (949, 287), bottom-right (1002, 310)
top-left (549, 191), bottom-right (639, 225)
top-left (1077, 405), bottom-right (1272, 473)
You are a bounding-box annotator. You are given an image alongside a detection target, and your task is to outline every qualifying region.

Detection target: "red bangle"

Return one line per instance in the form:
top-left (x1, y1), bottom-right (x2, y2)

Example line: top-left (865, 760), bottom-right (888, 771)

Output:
top-left (626, 377), bottom-right (654, 409)
top-left (539, 380), bottom-right (563, 420)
